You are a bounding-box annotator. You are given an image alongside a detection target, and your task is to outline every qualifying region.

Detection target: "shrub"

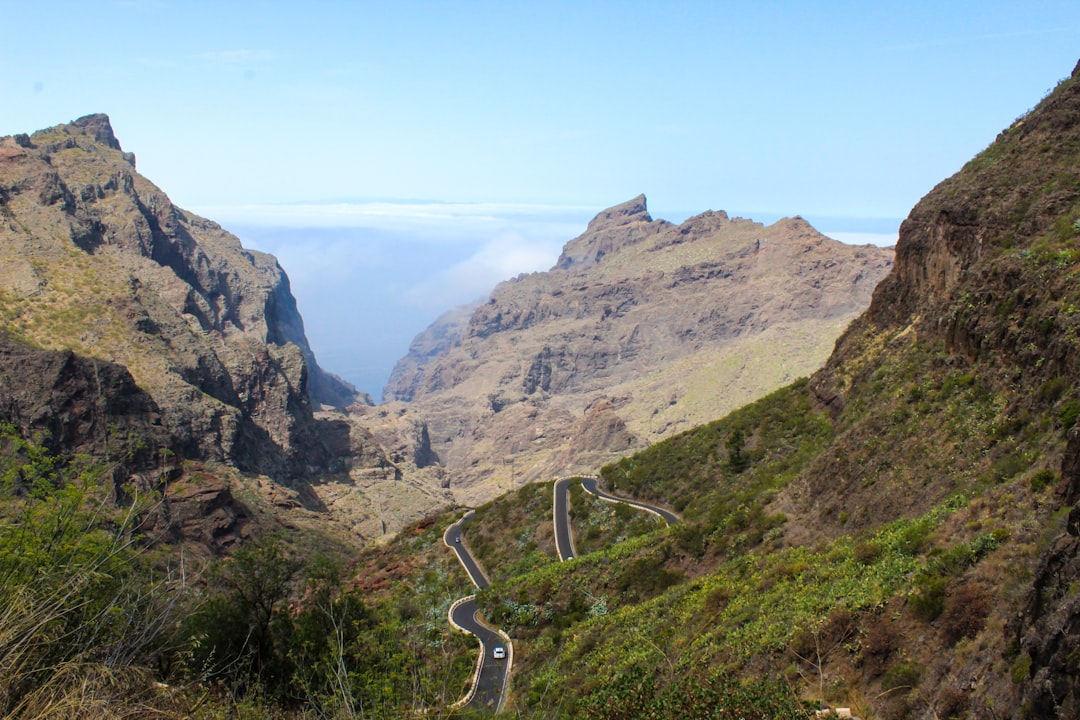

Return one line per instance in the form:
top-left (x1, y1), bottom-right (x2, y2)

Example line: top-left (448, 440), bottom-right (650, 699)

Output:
top-left (1059, 399), bottom-right (1080, 430)
top-left (936, 686), bottom-right (970, 719)
top-left (0, 426), bottom-right (183, 716)
top-left (179, 539), bottom-right (303, 699)
top-left (854, 539), bottom-right (882, 565)
top-left (881, 660), bottom-right (924, 692)
top-left (941, 583), bottom-right (992, 645)
top-left (895, 522), bottom-right (932, 556)
top-left (986, 452), bottom-right (1027, 484)
top-left (1011, 653), bottom-right (1033, 684)
top-left (1030, 468), bottom-right (1057, 492)
top-left (1039, 376), bottom-right (1068, 402)
top-left (909, 575), bottom-right (947, 621)
top-left (861, 616), bottom-right (899, 677)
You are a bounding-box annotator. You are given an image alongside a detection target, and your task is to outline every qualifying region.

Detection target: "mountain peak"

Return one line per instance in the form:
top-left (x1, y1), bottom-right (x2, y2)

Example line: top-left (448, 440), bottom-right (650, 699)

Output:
top-left (585, 194), bottom-right (652, 233)
top-left (70, 113), bottom-right (122, 150)
top-left (556, 194), bottom-right (658, 270)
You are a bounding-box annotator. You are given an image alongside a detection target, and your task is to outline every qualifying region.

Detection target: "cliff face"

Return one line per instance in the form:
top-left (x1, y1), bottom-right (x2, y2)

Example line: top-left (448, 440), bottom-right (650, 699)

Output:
top-left (0, 114), bottom-right (355, 484)
top-left (386, 195), bottom-right (893, 503)
top-left (787, 60), bottom-right (1080, 718)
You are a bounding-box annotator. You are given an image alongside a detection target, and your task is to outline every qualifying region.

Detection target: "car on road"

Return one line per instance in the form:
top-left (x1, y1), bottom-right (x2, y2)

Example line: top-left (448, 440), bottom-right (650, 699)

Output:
top-left (455, 535), bottom-right (461, 543)
top-left (492, 646), bottom-right (506, 659)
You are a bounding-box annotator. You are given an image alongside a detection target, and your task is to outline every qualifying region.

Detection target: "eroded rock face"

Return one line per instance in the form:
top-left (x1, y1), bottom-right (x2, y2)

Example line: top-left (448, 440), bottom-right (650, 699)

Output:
top-left (0, 115), bottom-right (357, 486)
top-left (0, 335), bottom-right (169, 480)
top-left (1007, 426), bottom-right (1080, 720)
top-left (0, 336), bottom-right (255, 553)
top-left (386, 195), bottom-right (893, 504)
top-left (794, 60), bottom-right (1080, 718)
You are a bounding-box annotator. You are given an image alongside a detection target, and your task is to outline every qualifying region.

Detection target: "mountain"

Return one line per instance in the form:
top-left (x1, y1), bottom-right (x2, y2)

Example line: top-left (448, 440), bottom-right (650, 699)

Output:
top-left (5, 57), bottom-right (1079, 720)
top-left (385, 195), bottom-right (893, 505)
top-left (433, 59), bottom-right (1080, 719)
top-left (0, 114), bottom-right (448, 548)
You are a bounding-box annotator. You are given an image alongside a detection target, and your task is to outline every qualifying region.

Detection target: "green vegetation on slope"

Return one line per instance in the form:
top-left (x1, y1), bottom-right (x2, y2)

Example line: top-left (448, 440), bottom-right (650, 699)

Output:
top-left (0, 426), bottom-right (476, 719)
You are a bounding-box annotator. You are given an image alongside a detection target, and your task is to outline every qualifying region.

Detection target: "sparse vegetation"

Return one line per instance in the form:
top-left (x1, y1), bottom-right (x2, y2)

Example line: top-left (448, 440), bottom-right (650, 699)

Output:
top-left (0, 427), bottom-right (475, 718)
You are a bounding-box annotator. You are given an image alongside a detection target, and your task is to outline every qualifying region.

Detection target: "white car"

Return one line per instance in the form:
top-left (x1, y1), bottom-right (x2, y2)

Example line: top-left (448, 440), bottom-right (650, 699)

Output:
top-left (492, 646), bottom-right (506, 659)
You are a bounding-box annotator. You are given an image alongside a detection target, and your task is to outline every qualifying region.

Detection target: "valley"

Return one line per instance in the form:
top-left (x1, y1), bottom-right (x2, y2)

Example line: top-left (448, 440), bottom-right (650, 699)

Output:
top-left (1, 47), bottom-right (1079, 720)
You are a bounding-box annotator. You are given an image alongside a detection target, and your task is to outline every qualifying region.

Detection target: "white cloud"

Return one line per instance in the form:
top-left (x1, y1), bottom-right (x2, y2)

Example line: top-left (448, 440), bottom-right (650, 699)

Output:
top-left (403, 231), bottom-right (564, 309)
top-left (195, 200), bottom-right (592, 244)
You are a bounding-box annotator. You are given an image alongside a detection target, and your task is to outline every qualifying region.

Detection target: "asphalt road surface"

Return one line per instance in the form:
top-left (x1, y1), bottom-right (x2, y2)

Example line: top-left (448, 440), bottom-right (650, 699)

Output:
top-left (443, 478), bottom-right (679, 711)
top-left (447, 596), bottom-right (510, 711)
top-left (554, 476), bottom-right (680, 561)
top-left (444, 511), bottom-right (489, 589)
top-left (552, 477), bottom-right (579, 561)
top-left (580, 476), bottom-right (682, 525)
top-left (444, 512), bottom-right (510, 712)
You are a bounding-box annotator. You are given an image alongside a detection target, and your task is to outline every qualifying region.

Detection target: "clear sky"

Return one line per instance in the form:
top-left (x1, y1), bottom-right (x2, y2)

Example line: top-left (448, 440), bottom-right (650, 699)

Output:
top-left (2, 1), bottom-right (1079, 396)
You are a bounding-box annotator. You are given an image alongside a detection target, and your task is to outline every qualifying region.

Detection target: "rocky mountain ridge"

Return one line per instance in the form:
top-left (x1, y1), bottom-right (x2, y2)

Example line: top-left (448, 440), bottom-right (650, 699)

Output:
top-left (386, 194), bottom-right (894, 504)
top-left (0, 114), bottom-right (455, 546)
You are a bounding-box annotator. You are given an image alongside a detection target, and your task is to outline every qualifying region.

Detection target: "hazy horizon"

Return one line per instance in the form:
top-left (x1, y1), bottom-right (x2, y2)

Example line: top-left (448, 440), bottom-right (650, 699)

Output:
top-left (3, 1), bottom-right (1075, 397)
top-left (211, 200), bottom-right (900, 399)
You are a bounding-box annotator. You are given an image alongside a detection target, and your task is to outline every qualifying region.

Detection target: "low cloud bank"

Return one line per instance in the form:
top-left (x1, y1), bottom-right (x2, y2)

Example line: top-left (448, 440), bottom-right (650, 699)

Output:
top-left (200, 201), bottom-right (898, 399)
top-left (208, 202), bottom-right (591, 399)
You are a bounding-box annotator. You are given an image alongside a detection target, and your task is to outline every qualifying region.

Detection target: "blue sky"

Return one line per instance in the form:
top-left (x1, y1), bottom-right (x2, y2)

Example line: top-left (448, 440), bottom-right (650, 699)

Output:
top-left (2, 1), bottom-right (1079, 396)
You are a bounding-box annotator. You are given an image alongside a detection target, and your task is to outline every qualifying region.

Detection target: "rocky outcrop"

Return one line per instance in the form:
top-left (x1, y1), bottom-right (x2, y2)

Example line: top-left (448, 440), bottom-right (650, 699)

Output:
top-left (0, 335), bottom-right (169, 480)
top-left (0, 335), bottom-right (256, 554)
top-left (386, 195), bottom-right (893, 504)
top-left (384, 302), bottom-right (478, 403)
top-left (792, 60), bottom-right (1080, 718)
top-left (0, 115), bottom-right (357, 487)
top-left (554, 194), bottom-right (665, 270)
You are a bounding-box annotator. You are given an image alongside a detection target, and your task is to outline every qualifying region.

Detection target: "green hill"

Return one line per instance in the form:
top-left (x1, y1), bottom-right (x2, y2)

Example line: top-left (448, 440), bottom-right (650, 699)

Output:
top-left (453, 59), bottom-right (1080, 719)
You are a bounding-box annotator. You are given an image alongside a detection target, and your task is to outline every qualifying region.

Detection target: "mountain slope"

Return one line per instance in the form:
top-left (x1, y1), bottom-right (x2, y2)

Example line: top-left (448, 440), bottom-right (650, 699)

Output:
top-left (0, 114), bottom-right (357, 485)
top-left (428, 60), bottom-right (1080, 719)
top-left (0, 114), bottom-right (458, 546)
top-left (386, 196), bottom-right (893, 505)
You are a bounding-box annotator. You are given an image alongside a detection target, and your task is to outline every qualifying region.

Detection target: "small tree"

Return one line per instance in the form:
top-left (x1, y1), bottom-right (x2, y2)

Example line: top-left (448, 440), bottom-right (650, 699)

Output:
top-left (181, 539), bottom-right (302, 698)
top-left (726, 428), bottom-right (750, 473)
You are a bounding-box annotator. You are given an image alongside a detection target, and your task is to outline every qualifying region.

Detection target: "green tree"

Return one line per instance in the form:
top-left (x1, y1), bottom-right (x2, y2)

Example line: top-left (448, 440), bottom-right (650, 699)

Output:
top-left (181, 539), bottom-right (302, 699)
top-left (726, 428), bottom-right (750, 473)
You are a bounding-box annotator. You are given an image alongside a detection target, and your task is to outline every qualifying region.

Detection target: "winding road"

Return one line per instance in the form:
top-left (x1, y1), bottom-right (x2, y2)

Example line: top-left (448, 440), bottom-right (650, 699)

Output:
top-left (444, 476), bottom-right (678, 712)
top-left (444, 512), bottom-right (512, 712)
top-left (580, 476), bottom-right (682, 526)
top-left (554, 475), bottom-right (680, 561)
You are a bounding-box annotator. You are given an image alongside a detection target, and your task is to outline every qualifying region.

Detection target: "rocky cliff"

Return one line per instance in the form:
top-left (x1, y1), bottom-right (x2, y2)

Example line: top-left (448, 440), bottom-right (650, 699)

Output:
top-left (780, 59), bottom-right (1080, 717)
top-left (386, 195), bottom-right (893, 503)
top-left (0, 114), bottom-right (358, 485)
top-left (0, 114), bottom-right (460, 545)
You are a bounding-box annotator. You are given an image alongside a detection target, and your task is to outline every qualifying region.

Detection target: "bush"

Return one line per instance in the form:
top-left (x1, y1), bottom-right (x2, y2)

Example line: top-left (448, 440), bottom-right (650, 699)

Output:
top-left (1039, 376), bottom-right (1068, 403)
top-left (881, 660), bottom-right (924, 692)
top-left (0, 426), bottom-right (183, 716)
top-left (180, 540), bottom-right (304, 699)
top-left (936, 687), bottom-right (970, 720)
top-left (1030, 468), bottom-right (1056, 492)
top-left (854, 539), bottom-right (882, 565)
top-left (861, 617), bottom-right (899, 677)
top-left (1059, 399), bottom-right (1080, 430)
top-left (909, 575), bottom-right (947, 621)
top-left (941, 583), bottom-right (992, 645)
top-left (986, 453), bottom-right (1027, 484)
top-left (1011, 653), bottom-right (1032, 684)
